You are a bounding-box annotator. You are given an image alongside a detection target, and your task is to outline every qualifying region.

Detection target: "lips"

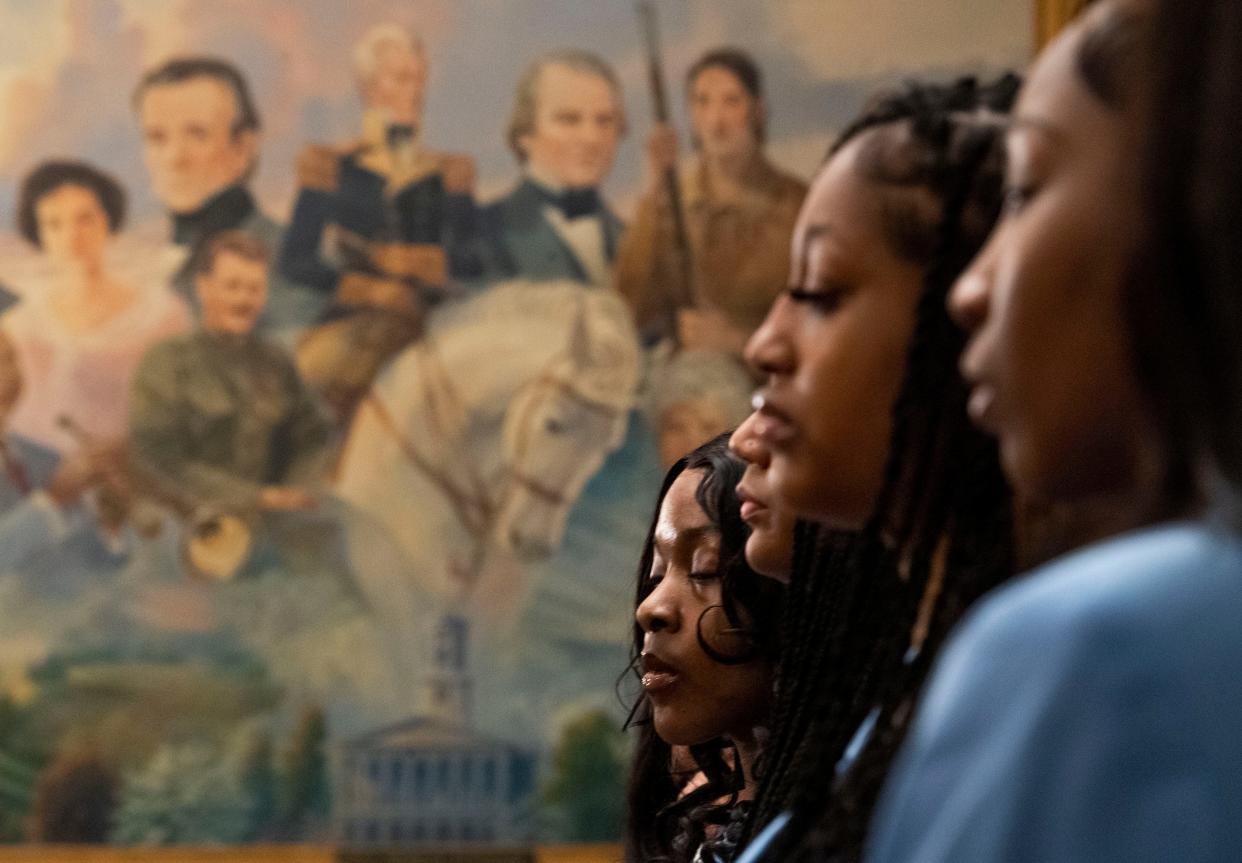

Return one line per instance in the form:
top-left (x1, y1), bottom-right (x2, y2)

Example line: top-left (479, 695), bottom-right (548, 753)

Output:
top-left (966, 383), bottom-right (998, 432)
top-left (737, 482), bottom-right (769, 525)
top-left (641, 651), bottom-right (679, 693)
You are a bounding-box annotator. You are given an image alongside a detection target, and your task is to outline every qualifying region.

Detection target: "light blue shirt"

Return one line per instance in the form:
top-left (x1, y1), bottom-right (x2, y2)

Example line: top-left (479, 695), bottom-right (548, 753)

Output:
top-left (868, 521), bottom-right (1242, 862)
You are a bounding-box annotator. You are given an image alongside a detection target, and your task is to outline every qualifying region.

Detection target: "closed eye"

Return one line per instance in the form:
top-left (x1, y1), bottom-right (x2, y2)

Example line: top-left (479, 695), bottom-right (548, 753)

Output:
top-left (1001, 183), bottom-right (1038, 216)
top-left (787, 286), bottom-right (846, 313)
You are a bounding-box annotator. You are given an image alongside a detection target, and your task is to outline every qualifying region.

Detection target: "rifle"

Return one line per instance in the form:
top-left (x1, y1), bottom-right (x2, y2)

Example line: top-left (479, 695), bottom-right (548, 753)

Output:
top-left (637, 0), bottom-right (697, 346)
top-left (56, 415), bottom-right (254, 583)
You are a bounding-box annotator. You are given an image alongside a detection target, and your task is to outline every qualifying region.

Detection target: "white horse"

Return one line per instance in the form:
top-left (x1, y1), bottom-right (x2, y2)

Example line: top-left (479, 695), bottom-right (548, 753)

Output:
top-left (334, 279), bottom-right (640, 627)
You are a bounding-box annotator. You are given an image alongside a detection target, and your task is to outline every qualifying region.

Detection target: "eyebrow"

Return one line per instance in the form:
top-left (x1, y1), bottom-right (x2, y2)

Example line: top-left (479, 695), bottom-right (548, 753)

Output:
top-left (791, 223), bottom-right (835, 285)
top-left (653, 524), bottom-right (720, 553)
top-left (1007, 114), bottom-right (1066, 142)
top-left (802, 224), bottom-right (831, 242)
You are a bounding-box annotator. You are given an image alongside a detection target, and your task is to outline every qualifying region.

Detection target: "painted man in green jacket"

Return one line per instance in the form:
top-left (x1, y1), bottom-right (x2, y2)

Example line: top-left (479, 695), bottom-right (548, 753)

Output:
top-left (130, 231), bottom-right (332, 516)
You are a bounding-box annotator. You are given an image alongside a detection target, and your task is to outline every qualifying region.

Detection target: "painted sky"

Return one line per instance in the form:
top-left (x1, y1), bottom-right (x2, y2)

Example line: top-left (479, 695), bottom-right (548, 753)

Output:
top-left (0, 0), bottom-right (1032, 234)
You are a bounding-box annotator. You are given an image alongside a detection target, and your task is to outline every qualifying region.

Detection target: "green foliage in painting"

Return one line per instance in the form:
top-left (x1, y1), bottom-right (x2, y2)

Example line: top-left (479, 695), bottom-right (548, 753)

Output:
top-left (540, 708), bottom-right (628, 842)
top-left (0, 694), bottom-right (48, 841)
top-left (110, 740), bottom-right (253, 844)
top-left (277, 704), bottom-right (330, 839)
top-left (239, 728), bottom-right (279, 841)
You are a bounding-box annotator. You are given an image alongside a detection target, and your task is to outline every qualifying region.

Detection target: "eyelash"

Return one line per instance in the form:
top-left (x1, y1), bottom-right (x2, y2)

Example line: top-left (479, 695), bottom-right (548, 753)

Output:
top-left (645, 569), bottom-right (719, 589)
top-left (787, 286), bottom-right (845, 313)
top-left (1002, 183), bottom-right (1038, 215)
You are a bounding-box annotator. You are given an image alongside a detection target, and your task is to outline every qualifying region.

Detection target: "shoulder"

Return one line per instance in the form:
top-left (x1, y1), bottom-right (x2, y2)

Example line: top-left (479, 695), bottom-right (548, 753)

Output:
top-left (922, 522), bottom-right (1242, 729)
top-left (254, 335), bottom-right (296, 367)
top-left (482, 182), bottom-right (540, 228)
top-left (968, 521), bottom-right (1242, 646)
top-left (241, 208), bottom-right (284, 244)
top-left (139, 333), bottom-right (198, 368)
top-left (296, 141), bottom-right (363, 192)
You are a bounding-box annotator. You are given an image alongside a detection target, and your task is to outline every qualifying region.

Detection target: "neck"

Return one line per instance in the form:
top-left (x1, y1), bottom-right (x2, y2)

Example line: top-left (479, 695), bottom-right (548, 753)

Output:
top-left (54, 260), bottom-right (107, 294)
top-left (729, 728), bottom-right (763, 800)
top-left (203, 326), bottom-right (254, 343)
top-left (526, 164), bottom-right (592, 195)
top-left (171, 185), bottom-right (254, 246)
top-left (702, 145), bottom-right (761, 196)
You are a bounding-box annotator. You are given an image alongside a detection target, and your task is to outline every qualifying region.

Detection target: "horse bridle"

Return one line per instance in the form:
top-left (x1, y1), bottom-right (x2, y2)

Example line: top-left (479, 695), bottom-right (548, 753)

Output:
top-left (504, 367), bottom-right (626, 508)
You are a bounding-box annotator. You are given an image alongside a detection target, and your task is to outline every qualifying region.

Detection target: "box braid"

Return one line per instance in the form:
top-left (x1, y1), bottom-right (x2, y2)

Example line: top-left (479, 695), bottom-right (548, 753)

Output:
top-left (622, 433), bottom-right (786, 863)
top-left (741, 74), bottom-right (1020, 861)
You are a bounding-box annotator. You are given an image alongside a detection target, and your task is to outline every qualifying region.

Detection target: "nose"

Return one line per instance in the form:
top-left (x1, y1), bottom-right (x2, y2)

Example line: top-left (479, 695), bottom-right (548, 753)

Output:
top-left (948, 230), bottom-right (998, 335)
top-left (729, 412), bottom-right (769, 467)
top-left (166, 136), bottom-right (193, 169)
top-left (636, 579), bottom-right (680, 634)
top-left (743, 297), bottom-right (795, 378)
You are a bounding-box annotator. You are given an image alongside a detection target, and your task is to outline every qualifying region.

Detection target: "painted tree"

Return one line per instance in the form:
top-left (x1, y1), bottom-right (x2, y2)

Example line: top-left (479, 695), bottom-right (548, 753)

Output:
top-left (278, 705), bottom-right (330, 838)
top-left (27, 749), bottom-right (118, 843)
top-left (541, 709), bottom-right (628, 842)
top-left (238, 729), bottom-right (278, 840)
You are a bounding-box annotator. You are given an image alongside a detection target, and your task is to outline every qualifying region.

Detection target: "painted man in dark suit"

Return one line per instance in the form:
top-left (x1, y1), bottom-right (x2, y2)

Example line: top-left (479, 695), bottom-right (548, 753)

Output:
top-left (482, 50), bottom-right (626, 285)
top-left (135, 56), bottom-right (321, 338)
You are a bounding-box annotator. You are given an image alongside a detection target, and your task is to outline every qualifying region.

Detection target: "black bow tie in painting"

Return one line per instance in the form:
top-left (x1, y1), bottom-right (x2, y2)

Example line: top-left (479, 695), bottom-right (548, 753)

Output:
top-left (534, 182), bottom-right (602, 220)
top-left (386, 123), bottom-right (417, 149)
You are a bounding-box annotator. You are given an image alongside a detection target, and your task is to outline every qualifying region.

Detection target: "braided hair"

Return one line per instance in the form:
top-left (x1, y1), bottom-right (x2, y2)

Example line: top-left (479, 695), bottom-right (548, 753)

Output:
top-left (742, 75), bottom-right (1020, 861)
top-left (624, 433), bottom-right (786, 863)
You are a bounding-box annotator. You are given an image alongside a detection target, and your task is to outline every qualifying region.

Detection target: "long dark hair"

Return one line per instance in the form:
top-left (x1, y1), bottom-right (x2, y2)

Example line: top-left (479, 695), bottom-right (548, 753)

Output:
top-left (624, 433), bottom-right (785, 863)
top-left (741, 75), bottom-right (1020, 860)
top-left (1134, 0), bottom-right (1242, 525)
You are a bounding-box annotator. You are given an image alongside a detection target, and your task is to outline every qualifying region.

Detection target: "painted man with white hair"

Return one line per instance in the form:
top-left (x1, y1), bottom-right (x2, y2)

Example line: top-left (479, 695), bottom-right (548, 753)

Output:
top-left (481, 50), bottom-right (626, 284)
top-left (280, 23), bottom-right (480, 420)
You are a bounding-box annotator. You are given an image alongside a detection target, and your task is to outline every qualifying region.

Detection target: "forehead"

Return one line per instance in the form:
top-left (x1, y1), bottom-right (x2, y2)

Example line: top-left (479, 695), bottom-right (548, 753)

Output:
top-left (36, 183), bottom-right (101, 213)
top-left (1013, 10), bottom-right (1132, 147)
top-left (656, 470), bottom-right (715, 541)
top-left (209, 251), bottom-right (267, 279)
top-left (375, 40), bottom-right (423, 69)
top-left (796, 135), bottom-right (890, 262)
top-left (535, 64), bottom-right (617, 114)
top-left (691, 66), bottom-right (748, 97)
top-left (141, 76), bottom-right (238, 126)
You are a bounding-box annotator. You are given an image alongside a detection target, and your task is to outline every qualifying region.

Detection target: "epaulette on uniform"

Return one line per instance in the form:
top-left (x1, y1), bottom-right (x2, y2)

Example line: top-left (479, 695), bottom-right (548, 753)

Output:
top-left (296, 141), bottom-right (363, 193)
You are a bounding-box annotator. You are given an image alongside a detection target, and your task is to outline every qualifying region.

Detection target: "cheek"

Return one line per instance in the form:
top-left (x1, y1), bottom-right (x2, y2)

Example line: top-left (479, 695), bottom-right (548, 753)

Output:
top-left (746, 528), bottom-right (791, 581)
top-left (992, 209), bottom-right (1141, 498)
top-left (777, 308), bottom-right (913, 525)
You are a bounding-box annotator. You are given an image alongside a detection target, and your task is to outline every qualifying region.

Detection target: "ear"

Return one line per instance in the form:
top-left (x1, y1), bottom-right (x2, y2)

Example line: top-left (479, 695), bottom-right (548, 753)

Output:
top-left (753, 98), bottom-right (768, 139)
top-left (233, 129), bottom-right (259, 169)
top-left (194, 270), bottom-right (212, 306)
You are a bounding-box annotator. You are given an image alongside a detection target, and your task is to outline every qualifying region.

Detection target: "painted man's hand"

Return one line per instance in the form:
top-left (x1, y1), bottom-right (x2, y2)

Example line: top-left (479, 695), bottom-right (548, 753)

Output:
top-left (258, 486), bottom-right (317, 512)
top-left (644, 123), bottom-right (679, 198)
top-left (441, 155), bottom-right (476, 195)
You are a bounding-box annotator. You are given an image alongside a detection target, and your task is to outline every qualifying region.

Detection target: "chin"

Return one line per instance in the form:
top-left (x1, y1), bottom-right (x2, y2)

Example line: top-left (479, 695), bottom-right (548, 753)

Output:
top-left (567, 170), bottom-right (605, 189)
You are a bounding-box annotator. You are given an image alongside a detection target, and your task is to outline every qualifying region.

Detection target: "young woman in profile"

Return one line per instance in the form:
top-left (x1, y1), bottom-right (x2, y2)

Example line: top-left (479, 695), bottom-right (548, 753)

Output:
top-left (867, 1), bottom-right (1242, 860)
top-left (625, 433), bottom-right (790, 863)
top-left (728, 74), bottom-right (1020, 861)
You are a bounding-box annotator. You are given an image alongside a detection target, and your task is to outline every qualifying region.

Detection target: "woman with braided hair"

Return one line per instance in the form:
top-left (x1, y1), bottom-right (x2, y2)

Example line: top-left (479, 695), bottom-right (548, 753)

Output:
top-left (868, 0), bottom-right (1242, 860)
top-left (624, 433), bottom-right (790, 862)
top-left (730, 73), bottom-right (1020, 861)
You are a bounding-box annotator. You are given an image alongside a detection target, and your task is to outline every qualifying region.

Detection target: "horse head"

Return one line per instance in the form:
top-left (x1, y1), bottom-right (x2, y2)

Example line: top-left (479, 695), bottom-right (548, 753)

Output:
top-left (494, 289), bottom-right (639, 559)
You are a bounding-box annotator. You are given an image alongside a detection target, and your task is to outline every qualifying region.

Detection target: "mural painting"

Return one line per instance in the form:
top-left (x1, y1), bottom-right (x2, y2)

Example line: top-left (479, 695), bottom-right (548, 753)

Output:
top-left (0, 0), bottom-right (1031, 847)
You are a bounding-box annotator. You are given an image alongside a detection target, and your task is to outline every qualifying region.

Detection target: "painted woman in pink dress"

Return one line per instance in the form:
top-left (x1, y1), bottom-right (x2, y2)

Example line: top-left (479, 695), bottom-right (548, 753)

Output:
top-left (3, 160), bottom-right (191, 453)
